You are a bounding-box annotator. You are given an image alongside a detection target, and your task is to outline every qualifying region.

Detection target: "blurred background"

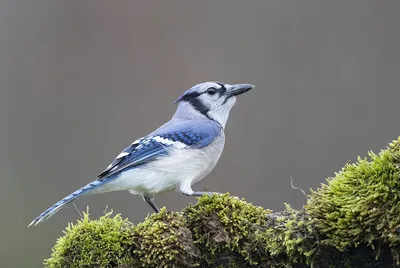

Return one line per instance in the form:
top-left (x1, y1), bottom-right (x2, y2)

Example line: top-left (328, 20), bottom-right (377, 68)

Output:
top-left (1, 0), bottom-right (400, 266)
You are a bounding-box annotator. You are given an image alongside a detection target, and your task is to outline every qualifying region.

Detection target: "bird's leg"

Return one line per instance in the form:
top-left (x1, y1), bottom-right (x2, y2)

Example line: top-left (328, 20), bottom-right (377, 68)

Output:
top-left (142, 195), bottom-right (160, 213)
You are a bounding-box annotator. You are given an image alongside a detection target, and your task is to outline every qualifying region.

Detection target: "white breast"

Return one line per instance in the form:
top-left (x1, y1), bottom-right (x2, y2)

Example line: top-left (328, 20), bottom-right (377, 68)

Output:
top-left (99, 133), bottom-right (225, 196)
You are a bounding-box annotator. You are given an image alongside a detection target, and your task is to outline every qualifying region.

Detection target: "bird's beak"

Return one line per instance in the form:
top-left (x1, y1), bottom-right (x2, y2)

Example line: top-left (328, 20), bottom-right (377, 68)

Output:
top-left (227, 84), bottom-right (255, 97)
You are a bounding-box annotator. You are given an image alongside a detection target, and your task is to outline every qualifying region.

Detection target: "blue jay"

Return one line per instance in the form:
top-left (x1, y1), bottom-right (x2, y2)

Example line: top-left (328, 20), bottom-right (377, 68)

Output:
top-left (29, 82), bottom-right (254, 226)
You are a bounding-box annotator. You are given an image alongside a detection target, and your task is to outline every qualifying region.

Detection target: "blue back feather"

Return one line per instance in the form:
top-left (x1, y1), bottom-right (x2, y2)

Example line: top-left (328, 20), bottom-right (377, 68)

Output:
top-left (29, 118), bottom-right (222, 226)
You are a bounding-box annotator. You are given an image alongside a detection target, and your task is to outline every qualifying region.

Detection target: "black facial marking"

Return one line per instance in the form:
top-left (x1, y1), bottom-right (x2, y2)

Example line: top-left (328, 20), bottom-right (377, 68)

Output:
top-left (177, 89), bottom-right (210, 116)
top-left (216, 83), bottom-right (226, 96)
top-left (185, 97), bottom-right (213, 121)
top-left (178, 92), bottom-right (201, 102)
top-left (179, 83), bottom-right (226, 102)
top-left (177, 83), bottom-right (228, 124)
top-left (189, 98), bottom-right (209, 116)
top-left (222, 95), bottom-right (232, 105)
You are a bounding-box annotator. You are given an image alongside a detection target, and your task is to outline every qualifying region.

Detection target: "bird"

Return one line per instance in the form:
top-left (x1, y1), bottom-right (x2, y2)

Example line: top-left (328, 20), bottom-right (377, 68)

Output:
top-left (29, 81), bottom-right (254, 226)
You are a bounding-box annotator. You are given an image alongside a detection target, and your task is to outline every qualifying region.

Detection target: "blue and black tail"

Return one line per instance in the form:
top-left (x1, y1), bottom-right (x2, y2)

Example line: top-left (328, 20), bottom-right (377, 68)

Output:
top-left (28, 179), bottom-right (108, 227)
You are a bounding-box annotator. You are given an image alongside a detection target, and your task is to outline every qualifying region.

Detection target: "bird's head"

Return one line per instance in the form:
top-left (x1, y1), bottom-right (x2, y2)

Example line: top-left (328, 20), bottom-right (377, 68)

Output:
top-left (174, 82), bottom-right (254, 128)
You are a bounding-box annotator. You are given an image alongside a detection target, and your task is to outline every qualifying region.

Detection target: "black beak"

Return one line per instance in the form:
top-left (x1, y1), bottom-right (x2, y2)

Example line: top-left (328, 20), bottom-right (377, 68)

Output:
top-left (227, 84), bottom-right (255, 97)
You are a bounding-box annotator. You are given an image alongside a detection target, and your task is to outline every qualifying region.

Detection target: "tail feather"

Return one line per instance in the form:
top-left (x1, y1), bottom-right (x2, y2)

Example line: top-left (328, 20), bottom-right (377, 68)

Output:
top-left (28, 179), bottom-right (107, 227)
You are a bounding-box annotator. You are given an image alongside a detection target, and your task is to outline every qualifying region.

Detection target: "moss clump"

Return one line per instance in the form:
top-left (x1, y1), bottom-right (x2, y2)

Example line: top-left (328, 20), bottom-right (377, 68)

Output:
top-left (132, 208), bottom-right (199, 267)
top-left (44, 135), bottom-right (400, 268)
top-left (307, 137), bottom-right (400, 263)
top-left (184, 193), bottom-right (271, 267)
top-left (45, 210), bottom-right (135, 268)
top-left (263, 205), bottom-right (316, 267)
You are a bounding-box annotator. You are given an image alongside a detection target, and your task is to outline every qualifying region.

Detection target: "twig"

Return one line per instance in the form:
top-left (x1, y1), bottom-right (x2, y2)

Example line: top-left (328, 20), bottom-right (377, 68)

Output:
top-left (72, 202), bottom-right (83, 219)
top-left (290, 176), bottom-right (307, 198)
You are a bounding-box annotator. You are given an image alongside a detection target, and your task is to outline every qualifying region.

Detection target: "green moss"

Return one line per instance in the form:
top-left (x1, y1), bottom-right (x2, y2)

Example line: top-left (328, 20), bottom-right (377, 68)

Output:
top-left (41, 195), bottom-right (322, 267)
top-left (184, 193), bottom-right (272, 267)
top-left (132, 208), bottom-right (199, 267)
top-left (307, 137), bottom-right (400, 263)
top-left (44, 136), bottom-right (400, 267)
top-left (183, 195), bottom-right (320, 267)
top-left (45, 210), bottom-right (135, 268)
top-left (263, 204), bottom-right (316, 267)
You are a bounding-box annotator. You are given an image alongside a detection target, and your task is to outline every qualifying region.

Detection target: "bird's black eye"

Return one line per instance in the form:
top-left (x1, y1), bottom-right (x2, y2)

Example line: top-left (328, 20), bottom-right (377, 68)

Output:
top-left (206, 87), bottom-right (217, 95)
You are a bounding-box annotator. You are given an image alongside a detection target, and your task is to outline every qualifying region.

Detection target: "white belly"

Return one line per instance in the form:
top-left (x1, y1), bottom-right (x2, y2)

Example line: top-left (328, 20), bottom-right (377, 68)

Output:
top-left (99, 134), bottom-right (225, 196)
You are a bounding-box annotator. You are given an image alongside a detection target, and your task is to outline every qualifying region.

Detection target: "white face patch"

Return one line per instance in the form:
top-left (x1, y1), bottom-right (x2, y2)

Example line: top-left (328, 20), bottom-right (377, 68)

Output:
top-left (175, 82), bottom-right (245, 128)
top-left (198, 91), bottom-right (237, 128)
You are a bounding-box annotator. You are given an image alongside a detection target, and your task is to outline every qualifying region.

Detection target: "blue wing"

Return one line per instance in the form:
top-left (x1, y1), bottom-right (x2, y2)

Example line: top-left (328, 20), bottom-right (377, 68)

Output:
top-left (97, 130), bottom-right (217, 180)
top-left (97, 137), bottom-right (167, 179)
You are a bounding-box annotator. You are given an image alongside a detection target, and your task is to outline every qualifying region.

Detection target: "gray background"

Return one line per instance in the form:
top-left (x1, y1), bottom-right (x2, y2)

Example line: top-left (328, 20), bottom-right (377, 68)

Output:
top-left (1, 1), bottom-right (399, 267)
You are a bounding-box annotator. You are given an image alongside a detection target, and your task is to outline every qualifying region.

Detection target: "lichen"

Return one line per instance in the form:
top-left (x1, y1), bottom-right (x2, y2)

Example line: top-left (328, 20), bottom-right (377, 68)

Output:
top-left (45, 210), bottom-right (135, 268)
top-left (307, 137), bottom-right (400, 264)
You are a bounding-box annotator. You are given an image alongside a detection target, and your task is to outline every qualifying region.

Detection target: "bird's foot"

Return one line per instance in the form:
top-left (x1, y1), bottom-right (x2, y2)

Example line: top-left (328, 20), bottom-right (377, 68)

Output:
top-left (181, 191), bottom-right (220, 197)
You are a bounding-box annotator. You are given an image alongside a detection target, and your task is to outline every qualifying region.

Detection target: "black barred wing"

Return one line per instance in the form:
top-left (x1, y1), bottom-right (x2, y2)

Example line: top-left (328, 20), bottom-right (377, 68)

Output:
top-left (97, 131), bottom-right (212, 180)
top-left (97, 137), bottom-right (169, 180)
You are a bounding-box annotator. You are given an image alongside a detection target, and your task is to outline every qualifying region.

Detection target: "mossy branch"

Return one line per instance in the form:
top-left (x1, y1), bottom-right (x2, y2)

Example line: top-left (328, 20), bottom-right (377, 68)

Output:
top-left (45, 138), bottom-right (400, 268)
